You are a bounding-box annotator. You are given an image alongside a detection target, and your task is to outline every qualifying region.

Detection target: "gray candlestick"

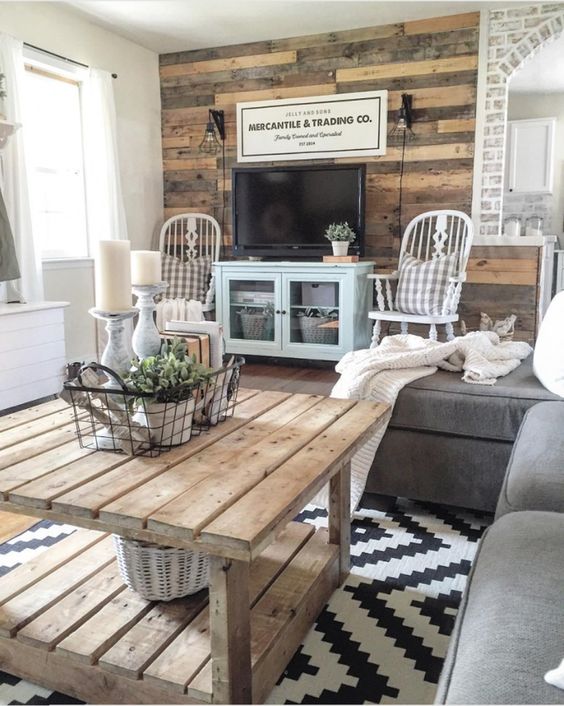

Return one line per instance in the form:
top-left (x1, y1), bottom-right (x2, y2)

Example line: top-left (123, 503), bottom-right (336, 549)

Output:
top-left (89, 307), bottom-right (137, 377)
top-left (131, 281), bottom-right (167, 359)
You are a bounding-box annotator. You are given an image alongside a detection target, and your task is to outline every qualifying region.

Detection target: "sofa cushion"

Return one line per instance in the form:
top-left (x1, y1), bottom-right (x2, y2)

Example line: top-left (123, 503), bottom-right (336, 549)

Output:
top-left (436, 511), bottom-right (564, 704)
top-left (391, 355), bottom-right (558, 441)
top-left (495, 401), bottom-right (564, 519)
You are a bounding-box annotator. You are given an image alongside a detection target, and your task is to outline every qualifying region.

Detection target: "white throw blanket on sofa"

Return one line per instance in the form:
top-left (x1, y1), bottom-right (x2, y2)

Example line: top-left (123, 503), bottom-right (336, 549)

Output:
top-left (312, 332), bottom-right (532, 513)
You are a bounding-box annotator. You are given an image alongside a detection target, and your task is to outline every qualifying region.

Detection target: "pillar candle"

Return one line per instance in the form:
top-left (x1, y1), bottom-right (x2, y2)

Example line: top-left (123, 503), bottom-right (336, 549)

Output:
top-left (131, 250), bottom-right (162, 285)
top-left (94, 240), bottom-right (132, 312)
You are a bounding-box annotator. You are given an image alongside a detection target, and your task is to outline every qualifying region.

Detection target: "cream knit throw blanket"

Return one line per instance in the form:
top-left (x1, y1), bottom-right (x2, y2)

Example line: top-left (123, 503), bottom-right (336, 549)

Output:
top-left (311, 332), bottom-right (532, 513)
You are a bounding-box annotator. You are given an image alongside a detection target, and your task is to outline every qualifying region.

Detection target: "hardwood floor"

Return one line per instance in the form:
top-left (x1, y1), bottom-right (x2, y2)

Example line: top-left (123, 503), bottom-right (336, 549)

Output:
top-left (240, 362), bottom-right (338, 396)
top-left (0, 511), bottom-right (37, 544)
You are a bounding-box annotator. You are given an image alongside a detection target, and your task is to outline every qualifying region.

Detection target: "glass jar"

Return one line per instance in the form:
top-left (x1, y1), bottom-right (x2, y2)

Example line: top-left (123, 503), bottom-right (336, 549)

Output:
top-left (525, 215), bottom-right (543, 238)
top-left (504, 215), bottom-right (522, 238)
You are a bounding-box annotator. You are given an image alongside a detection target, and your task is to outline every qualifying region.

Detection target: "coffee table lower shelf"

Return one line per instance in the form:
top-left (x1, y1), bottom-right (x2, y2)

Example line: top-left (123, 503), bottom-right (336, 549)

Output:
top-left (0, 522), bottom-right (339, 704)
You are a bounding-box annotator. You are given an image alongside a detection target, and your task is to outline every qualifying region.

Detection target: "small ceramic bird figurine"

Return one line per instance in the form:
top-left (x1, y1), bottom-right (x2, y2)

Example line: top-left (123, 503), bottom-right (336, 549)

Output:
top-left (479, 312), bottom-right (517, 342)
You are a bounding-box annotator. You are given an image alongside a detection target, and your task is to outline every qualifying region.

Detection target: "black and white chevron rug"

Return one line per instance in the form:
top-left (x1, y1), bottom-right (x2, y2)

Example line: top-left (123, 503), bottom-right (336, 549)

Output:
top-left (0, 496), bottom-right (491, 705)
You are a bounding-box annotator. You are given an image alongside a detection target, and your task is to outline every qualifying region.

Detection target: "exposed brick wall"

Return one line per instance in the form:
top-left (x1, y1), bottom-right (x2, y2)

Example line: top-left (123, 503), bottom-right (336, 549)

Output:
top-left (479, 3), bottom-right (564, 236)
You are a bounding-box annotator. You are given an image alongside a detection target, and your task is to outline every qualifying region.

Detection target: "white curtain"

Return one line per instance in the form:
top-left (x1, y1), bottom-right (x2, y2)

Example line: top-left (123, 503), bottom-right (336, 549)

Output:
top-left (0, 33), bottom-right (44, 302)
top-left (81, 67), bottom-right (128, 244)
top-left (80, 67), bottom-right (132, 357)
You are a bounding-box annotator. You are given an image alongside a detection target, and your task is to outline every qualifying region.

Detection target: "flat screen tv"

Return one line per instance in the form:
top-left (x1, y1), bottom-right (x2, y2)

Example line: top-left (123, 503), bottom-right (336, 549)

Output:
top-left (232, 164), bottom-right (365, 258)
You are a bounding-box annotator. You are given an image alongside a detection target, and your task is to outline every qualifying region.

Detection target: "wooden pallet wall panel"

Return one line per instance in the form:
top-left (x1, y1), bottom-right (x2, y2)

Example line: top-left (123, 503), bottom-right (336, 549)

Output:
top-left (159, 12), bottom-right (479, 259)
top-left (159, 12), bottom-right (539, 340)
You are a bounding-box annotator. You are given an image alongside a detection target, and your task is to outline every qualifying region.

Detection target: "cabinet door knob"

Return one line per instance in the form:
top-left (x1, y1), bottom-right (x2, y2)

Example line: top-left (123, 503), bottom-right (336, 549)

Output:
top-left (281, 310), bottom-right (287, 315)
top-left (275, 309), bottom-right (281, 314)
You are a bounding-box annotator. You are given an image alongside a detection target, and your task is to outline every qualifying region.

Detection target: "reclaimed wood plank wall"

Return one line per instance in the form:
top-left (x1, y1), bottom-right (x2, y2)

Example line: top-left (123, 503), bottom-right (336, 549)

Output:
top-left (159, 10), bottom-right (539, 342)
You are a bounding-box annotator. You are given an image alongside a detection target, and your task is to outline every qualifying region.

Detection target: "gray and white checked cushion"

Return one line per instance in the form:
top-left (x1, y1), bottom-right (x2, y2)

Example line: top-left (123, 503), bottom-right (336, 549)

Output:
top-left (395, 253), bottom-right (457, 315)
top-left (161, 254), bottom-right (212, 302)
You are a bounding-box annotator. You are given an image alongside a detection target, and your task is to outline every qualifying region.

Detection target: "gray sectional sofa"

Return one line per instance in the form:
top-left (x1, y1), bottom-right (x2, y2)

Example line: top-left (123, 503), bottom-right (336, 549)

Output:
top-left (367, 356), bottom-right (559, 511)
top-left (435, 401), bottom-right (564, 704)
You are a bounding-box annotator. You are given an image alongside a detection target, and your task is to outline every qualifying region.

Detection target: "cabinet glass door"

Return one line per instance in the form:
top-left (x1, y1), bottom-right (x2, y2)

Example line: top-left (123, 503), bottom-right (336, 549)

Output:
top-left (227, 278), bottom-right (277, 343)
top-left (287, 279), bottom-right (341, 347)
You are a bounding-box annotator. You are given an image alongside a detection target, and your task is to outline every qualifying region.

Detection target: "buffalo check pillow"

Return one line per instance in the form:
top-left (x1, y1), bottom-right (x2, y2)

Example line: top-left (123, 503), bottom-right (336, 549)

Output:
top-left (161, 254), bottom-right (212, 303)
top-left (395, 253), bottom-right (457, 315)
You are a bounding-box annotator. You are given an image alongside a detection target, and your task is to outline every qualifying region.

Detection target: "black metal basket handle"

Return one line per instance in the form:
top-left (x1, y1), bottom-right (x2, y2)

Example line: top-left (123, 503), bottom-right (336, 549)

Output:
top-left (76, 362), bottom-right (130, 392)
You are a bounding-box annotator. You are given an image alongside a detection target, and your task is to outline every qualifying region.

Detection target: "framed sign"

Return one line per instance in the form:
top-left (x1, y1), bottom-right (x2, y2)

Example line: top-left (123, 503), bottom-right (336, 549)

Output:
top-left (237, 90), bottom-right (388, 163)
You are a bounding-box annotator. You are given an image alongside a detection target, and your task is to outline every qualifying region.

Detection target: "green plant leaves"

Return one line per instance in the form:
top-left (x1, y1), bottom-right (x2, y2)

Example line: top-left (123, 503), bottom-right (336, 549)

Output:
top-left (125, 336), bottom-right (212, 403)
top-left (324, 221), bottom-right (356, 242)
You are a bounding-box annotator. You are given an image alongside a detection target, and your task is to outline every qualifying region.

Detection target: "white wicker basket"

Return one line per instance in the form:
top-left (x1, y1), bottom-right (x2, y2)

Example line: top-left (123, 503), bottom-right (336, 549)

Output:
top-left (113, 535), bottom-right (209, 601)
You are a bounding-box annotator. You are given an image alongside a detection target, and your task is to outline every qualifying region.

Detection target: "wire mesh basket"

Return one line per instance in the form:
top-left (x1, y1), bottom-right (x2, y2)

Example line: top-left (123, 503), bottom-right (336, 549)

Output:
top-left (113, 534), bottom-right (209, 600)
top-left (63, 356), bottom-right (244, 457)
top-left (192, 355), bottom-right (244, 434)
top-left (298, 316), bottom-right (339, 345)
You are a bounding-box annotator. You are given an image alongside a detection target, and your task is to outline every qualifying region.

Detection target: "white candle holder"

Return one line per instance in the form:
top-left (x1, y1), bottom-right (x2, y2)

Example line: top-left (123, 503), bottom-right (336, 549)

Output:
top-left (89, 307), bottom-right (138, 377)
top-left (131, 282), bottom-right (167, 360)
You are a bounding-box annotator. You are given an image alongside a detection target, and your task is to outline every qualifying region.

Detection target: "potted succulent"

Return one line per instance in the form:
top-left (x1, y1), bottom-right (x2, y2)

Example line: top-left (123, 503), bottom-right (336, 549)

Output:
top-left (297, 306), bottom-right (339, 345)
top-left (324, 221), bottom-right (356, 256)
top-left (125, 338), bottom-right (212, 445)
top-left (237, 302), bottom-right (274, 341)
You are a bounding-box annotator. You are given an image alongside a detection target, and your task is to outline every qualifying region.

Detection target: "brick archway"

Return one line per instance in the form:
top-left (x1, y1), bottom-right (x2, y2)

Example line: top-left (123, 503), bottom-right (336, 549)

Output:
top-left (478, 6), bottom-right (564, 237)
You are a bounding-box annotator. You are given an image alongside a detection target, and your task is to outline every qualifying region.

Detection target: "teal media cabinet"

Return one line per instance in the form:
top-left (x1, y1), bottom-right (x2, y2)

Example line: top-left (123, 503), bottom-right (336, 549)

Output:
top-left (215, 261), bottom-right (375, 361)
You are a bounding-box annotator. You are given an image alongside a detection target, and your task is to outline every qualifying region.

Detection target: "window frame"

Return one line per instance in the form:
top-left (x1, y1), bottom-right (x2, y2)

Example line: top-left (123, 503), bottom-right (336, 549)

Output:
top-left (23, 53), bottom-right (91, 262)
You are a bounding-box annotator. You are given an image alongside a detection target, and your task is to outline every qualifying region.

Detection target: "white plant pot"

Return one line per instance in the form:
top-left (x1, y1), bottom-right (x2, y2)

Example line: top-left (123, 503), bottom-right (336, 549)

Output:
top-left (331, 242), bottom-right (349, 256)
top-left (133, 397), bottom-right (196, 445)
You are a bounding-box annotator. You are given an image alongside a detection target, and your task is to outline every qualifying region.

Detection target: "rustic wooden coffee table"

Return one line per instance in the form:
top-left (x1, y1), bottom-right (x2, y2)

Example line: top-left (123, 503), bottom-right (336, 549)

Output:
top-left (0, 389), bottom-right (390, 704)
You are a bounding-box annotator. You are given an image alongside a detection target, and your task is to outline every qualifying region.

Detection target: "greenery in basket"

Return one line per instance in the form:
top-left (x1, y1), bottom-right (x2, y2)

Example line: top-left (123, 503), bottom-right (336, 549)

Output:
top-left (297, 306), bottom-right (339, 319)
top-left (124, 338), bottom-right (212, 404)
top-left (324, 221), bottom-right (356, 243)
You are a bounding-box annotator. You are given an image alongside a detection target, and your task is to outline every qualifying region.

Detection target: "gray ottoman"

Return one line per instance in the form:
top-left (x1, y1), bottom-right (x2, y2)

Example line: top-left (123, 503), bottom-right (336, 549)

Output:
top-left (436, 511), bottom-right (564, 704)
top-left (367, 356), bottom-right (559, 511)
top-left (496, 401), bottom-right (564, 519)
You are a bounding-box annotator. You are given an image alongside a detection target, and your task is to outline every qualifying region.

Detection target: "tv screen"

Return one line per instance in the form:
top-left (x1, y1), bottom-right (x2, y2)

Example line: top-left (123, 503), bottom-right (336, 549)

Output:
top-left (232, 164), bottom-right (365, 258)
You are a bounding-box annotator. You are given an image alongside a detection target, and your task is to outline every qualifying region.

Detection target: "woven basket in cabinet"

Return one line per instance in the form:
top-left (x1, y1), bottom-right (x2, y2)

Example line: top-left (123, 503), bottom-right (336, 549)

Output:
top-left (298, 316), bottom-right (338, 345)
top-left (239, 312), bottom-right (269, 340)
top-left (113, 534), bottom-right (209, 601)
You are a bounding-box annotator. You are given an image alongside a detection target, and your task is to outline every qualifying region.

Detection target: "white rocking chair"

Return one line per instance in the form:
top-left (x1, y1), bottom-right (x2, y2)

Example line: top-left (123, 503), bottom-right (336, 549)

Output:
top-left (159, 212), bottom-right (221, 314)
top-left (368, 210), bottom-right (474, 346)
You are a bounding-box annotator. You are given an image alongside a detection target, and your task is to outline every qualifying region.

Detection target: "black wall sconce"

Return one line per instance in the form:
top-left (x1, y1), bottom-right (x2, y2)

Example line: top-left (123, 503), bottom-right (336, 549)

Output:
top-left (388, 94), bottom-right (415, 238)
top-left (199, 109), bottom-right (226, 154)
top-left (388, 93), bottom-right (415, 143)
top-left (199, 108), bottom-right (227, 256)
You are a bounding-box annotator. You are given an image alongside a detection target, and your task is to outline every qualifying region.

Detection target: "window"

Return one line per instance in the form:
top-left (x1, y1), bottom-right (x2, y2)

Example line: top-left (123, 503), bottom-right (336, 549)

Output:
top-left (24, 66), bottom-right (89, 259)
